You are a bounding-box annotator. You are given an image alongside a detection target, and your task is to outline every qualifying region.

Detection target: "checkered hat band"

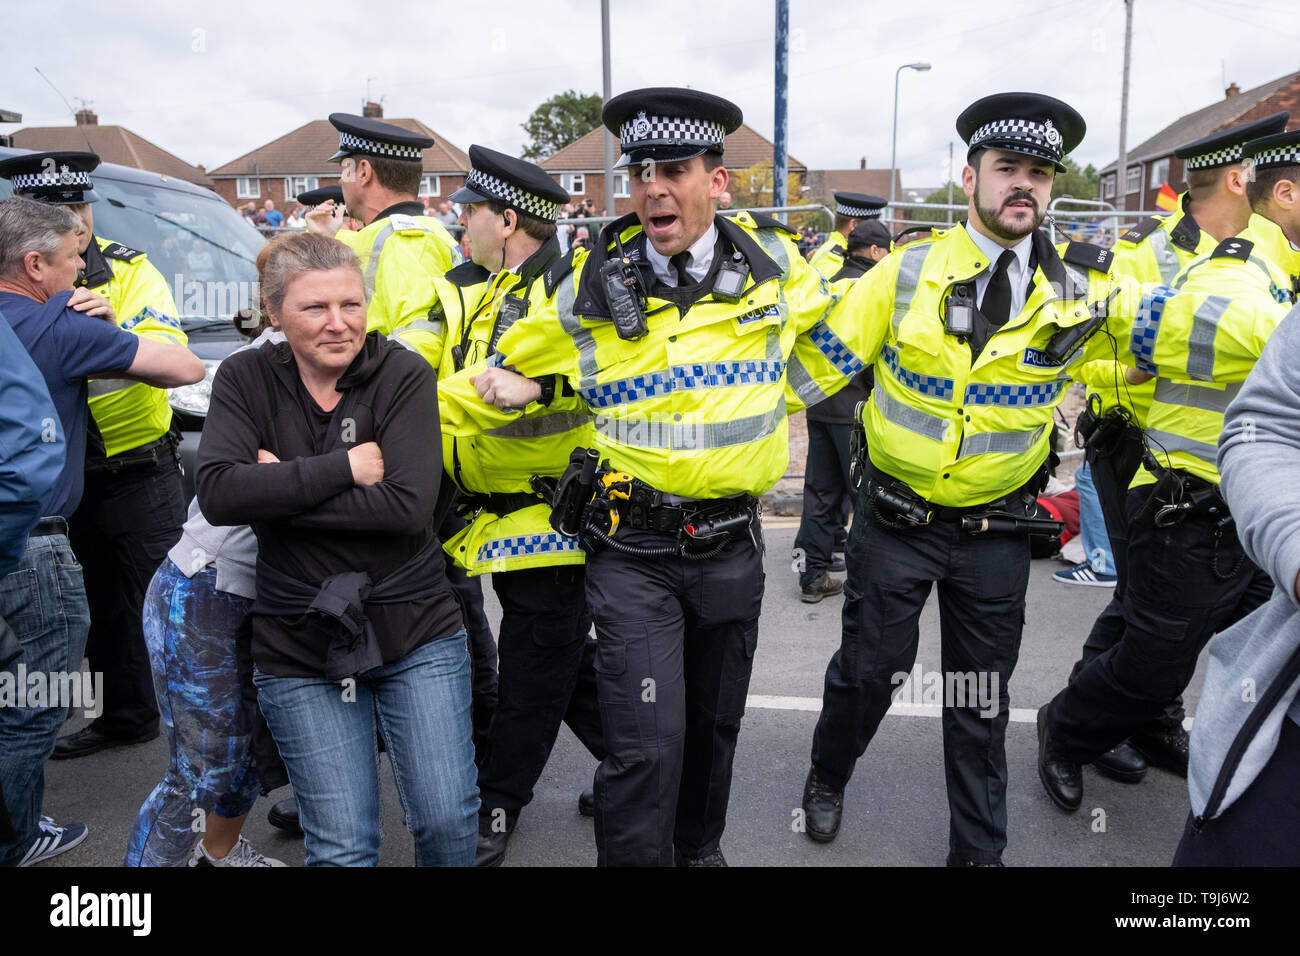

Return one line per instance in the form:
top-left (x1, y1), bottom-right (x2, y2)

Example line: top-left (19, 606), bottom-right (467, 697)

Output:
top-left (10, 170), bottom-right (91, 190)
top-left (337, 131), bottom-right (422, 160)
top-left (620, 115), bottom-right (726, 150)
top-left (1249, 145), bottom-right (1300, 168)
top-left (969, 119), bottom-right (1063, 159)
top-left (1185, 145), bottom-right (1242, 170)
top-left (466, 168), bottom-right (559, 221)
top-left (836, 203), bottom-right (882, 218)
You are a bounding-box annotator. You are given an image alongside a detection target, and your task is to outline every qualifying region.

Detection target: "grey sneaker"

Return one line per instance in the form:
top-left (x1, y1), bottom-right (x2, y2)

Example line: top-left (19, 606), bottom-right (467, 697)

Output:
top-left (189, 835), bottom-right (286, 867)
top-left (801, 571), bottom-right (844, 603)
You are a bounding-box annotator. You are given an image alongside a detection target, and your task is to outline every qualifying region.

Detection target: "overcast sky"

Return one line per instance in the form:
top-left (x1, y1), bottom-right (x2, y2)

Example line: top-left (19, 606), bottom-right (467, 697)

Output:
top-left (4, 0), bottom-right (1299, 190)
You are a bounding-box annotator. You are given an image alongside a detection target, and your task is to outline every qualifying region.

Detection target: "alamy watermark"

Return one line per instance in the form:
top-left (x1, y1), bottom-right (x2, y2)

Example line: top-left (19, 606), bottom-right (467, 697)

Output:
top-left (0, 664), bottom-right (103, 719)
top-left (890, 664), bottom-right (999, 718)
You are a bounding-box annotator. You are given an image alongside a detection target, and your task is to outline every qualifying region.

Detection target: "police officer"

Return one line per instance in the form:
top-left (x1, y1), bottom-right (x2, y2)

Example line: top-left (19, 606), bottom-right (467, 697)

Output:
top-left (1242, 128), bottom-right (1300, 287)
top-left (1037, 225), bottom-right (1293, 813)
top-left (1059, 113), bottom-right (1290, 785)
top-left (800, 93), bottom-right (1129, 865)
top-left (0, 152), bottom-right (190, 759)
top-left (792, 219), bottom-right (892, 603)
top-left (809, 192), bottom-right (888, 279)
top-left (437, 88), bottom-right (842, 866)
top-left (419, 145), bottom-right (604, 867)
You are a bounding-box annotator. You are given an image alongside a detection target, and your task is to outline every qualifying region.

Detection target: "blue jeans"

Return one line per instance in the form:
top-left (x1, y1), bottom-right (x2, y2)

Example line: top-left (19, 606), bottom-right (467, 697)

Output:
top-left (0, 533), bottom-right (91, 866)
top-left (1075, 461), bottom-right (1114, 575)
top-left (254, 632), bottom-right (479, 866)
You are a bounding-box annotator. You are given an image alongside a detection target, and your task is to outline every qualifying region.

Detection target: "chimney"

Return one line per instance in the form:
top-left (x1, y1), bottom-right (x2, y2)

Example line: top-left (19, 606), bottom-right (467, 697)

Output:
top-left (860, 157), bottom-right (866, 170)
top-left (75, 108), bottom-right (98, 126)
top-left (362, 101), bottom-right (383, 118)
top-left (1225, 82), bottom-right (1240, 98)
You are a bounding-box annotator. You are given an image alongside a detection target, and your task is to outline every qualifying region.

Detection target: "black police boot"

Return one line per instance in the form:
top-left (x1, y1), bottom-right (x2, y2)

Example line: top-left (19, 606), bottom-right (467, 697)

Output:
top-left (830, 553), bottom-right (846, 573)
top-left (51, 724), bottom-right (159, 760)
top-left (1037, 706), bottom-right (1082, 812)
top-left (474, 814), bottom-right (517, 868)
top-left (1091, 741), bottom-right (1147, 783)
top-left (578, 788), bottom-right (595, 818)
top-left (674, 846), bottom-right (727, 867)
top-left (1131, 727), bottom-right (1190, 778)
top-left (946, 851), bottom-right (1005, 867)
top-left (801, 767), bottom-right (844, 842)
top-left (267, 797), bottom-right (302, 834)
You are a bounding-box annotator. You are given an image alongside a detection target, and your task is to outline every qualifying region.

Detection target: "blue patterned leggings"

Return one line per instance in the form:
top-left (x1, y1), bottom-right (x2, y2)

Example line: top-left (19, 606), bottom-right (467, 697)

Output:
top-left (125, 559), bottom-right (260, 866)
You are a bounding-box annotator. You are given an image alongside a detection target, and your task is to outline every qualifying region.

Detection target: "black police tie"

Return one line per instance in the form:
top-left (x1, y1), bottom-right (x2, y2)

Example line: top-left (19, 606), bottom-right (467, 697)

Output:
top-left (670, 250), bottom-right (692, 287)
top-left (981, 249), bottom-right (1017, 328)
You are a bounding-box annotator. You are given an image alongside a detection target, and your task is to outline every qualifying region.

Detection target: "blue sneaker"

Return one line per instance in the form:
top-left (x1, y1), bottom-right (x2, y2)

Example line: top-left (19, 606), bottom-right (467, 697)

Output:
top-left (17, 816), bottom-right (88, 866)
top-left (1052, 562), bottom-right (1117, 587)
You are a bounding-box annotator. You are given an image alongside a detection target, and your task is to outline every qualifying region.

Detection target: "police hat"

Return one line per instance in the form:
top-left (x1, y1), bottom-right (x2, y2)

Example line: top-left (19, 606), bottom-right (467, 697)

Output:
top-left (956, 92), bottom-right (1085, 172)
top-left (834, 192), bottom-right (886, 219)
top-left (0, 150), bottom-right (101, 204)
top-left (297, 185), bottom-right (345, 206)
top-left (1176, 112), bottom-right (1290, 171)
top-left (847, 219), bottom-right (892, 251)
top-left (449, 145), bottom-right (569, 222)
top-left (603, 87), bottom-right (743, 169)
top-left (327, 113), bottom-right (435, 163)
top-left (1243, 128), bottom-right (1300, 172)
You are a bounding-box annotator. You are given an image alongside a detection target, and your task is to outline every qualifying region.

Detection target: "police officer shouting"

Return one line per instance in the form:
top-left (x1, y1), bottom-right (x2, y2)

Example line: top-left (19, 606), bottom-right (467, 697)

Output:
top-left (0, 152), bottom-right (190, 760)
top-left (809, 193), bottom-right (888, 279)
top-left (438, 88), bottom-right (842, 866)
top-left (800, 93), bottom-right (1130, 866)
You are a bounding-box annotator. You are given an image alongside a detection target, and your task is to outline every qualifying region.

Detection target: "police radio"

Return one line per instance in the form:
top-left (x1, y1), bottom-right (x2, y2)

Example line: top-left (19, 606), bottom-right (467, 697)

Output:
top-left (601, 235), bottom-right (648, 340)
top-left (488, 293), bottom-right (527, 355)
top-left (944, 282), bottom-right (975, 337)
top-left (712, 252), bottom-right (750, 302)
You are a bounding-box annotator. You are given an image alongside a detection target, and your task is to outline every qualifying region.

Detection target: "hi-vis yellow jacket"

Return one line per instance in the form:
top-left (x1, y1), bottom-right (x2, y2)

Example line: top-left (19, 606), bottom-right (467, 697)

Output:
top-left (1129, 235), bottom-right (1295, 486)
top-left (1241, 212), bottom-right (1300, 295)
top-left (78, 235), bottom-right (186, 457)
top-left (334, 204), bottom-right (460, 351)
top-left (433, 242), bottom-right (596, 576)
top-left (812, 225), bottom-right (1136, 506)
top-left (437, 211), bottom-right (842, 501)
top-left (809, 230), bottom-right (848, 279)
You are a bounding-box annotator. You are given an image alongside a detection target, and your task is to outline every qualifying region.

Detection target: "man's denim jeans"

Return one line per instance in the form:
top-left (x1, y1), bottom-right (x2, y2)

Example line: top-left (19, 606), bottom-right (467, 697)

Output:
top-left (0, 534), bottom-right (91, 866)
top-left (254, 631), bottom-right (479, 866)
top-left (1075, 460), bottom-right (1115, 575)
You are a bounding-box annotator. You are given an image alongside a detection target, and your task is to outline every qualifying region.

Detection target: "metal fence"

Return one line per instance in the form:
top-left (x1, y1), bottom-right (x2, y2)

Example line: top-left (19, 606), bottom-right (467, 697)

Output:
top-left (885, 199), bottom-right (1168, 248)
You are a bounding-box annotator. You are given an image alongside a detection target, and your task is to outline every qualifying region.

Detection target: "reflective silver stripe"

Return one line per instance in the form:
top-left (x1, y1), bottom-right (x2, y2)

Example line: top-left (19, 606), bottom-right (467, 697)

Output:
top-left (1145, 427), bottom-right (1218, 464)
top-left (1061, 261), bottom-right (1090, 301)
top-left (1147, 228), bottom-right (1181, 284)
top-left (786, 358), bottom-right (831, 406)
top-left (1187, 294), bottom-right (1229, 381)
top-left (891, 243), bottom-right (932, 337)
top-left (485, 410), bottom-right (590, 439)
top-left (593, 397), bottom-right (786, 450)
top-left (88, 380), bottom-right (133, 398)
top-left (871, 386), bottom-right (949, 442)
top-left (958, 423), bottom-right (1045, 458)
top-left (553, 273), bottom-right (600, 387)
top-left (1153, 378), bottom-right (1240, 414)
top-left (397, 318), bottom-right (443, 336)
top-left (364, 220), bottom-right (440, 297)
top-left (752, 227), bottom-right (790, 273)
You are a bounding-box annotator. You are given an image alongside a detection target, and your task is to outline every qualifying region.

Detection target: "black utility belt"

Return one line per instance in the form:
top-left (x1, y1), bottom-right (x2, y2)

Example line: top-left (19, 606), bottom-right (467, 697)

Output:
top-left (861, 461), bottom-right (1060, 537)
top-left (1145, 466), bottom-right (1228, 528)
top-left (84, 433), bottom-right (177, 476)
top-left (459, 491), bottom-right (548, 516)
top-left (615, 491), bottom-right (757, 537)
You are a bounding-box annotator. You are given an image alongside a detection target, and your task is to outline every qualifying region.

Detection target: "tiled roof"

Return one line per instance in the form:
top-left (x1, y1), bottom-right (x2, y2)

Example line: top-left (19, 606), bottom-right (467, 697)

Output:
top-left (11, 125), bottom-right (212, 187)
top-left (804, 168), bottom-right (904, 204)
top-left (210, 118), bottom-right (470, 177)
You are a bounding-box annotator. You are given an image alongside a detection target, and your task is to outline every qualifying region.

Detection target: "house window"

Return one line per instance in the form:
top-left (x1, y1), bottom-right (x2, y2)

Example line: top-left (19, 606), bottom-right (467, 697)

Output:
top-left (236, 177), bottom-right (259, 199)
top-left (613, 172), bottom-right (630, 198)
top-left (284, 176), bottom-right (318, 201)
top-left (1148, 158), bottom-right (1170, 189)
top-left (418, 174), bottom-right (440, 198)
top-left (563, 173), bottom-right (585, 195)
top-left (1126, 166), bottom-right (1142, 194)
top-left (1102, 176), bottom-right (1115, 200)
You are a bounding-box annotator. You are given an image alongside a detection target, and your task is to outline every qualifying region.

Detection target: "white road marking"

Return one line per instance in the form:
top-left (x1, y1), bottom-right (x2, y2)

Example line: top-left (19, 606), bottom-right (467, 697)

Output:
top-left (746, 695), bottom-right (1193, 729)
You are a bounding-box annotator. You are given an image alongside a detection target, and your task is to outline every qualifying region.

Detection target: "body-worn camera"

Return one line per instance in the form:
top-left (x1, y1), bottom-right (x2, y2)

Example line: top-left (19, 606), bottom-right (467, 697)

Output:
top-left (488, 293), bottom-right (527, 354)
top-left (712, 252), bottom-right (750, 302)
top-left (944, 283), bottom-right (975, 337)
top-left (600, 256), bottom-right (648, 340)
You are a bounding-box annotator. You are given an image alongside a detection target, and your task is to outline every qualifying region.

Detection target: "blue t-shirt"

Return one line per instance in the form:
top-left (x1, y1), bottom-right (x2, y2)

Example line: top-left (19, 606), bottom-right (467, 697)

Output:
top-left (0, 309), bottom-right (66, 573)
top-left (0, 290), bottom-right (140, 518)
top-left (264, 210), bottom-right (285, 227)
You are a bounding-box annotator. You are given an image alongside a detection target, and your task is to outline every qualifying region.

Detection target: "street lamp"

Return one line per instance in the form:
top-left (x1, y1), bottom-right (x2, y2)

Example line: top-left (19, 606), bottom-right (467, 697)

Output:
top-left (889, 62), bottom-right (931, 224)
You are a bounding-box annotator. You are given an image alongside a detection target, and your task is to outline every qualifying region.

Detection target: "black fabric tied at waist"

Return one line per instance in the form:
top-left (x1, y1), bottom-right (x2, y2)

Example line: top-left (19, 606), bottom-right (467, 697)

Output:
top-left (252, 539), bottom-right (443, 680)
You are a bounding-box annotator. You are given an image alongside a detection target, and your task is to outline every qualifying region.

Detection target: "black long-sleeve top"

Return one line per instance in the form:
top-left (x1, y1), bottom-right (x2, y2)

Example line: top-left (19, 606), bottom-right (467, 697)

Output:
top-left (196, 331), bottom-right (462, 677)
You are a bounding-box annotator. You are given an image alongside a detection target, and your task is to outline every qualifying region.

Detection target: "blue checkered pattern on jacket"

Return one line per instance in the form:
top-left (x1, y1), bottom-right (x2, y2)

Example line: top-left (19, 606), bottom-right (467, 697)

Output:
top-left (809, 323), bottom-right (864, 377)
top-left (879, 344), bottom-right (956, 400)
top-left (579, 361), bottom-right (785, 409)
top-left (1132, 284), bottom-right (1175, 374)
top-left (477, 531), bottom-right (580, 563)
top-left (122, 305), bottom-right (182, 332)
top-left (963, 381), bottom-right (1064, 407)
top-left (579, 371), bottom-right (674, 409)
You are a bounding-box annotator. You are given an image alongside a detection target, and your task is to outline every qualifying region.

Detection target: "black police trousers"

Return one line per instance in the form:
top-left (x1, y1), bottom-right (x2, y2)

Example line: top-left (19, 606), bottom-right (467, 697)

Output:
top-left (70, 454), bottom-right (186, 737)
top-left (584, 529), bottom-right (763, 866)
top-left (811, 485), bottom-right (1031, 864)
top-left (1046, 483), bottom-right (1273, 763)
top-left (792, 421), bottom-right (853, 588)
top-left (477, 564), bottom-right (604, 824)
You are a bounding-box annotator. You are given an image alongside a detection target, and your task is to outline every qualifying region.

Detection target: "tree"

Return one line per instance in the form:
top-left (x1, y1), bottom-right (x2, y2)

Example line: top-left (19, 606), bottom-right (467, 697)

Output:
top-left (1051, 158), bottom-right (1099, 202)
top-left (905, 183), bottom-right (962, 224)
top-left (520, 90), bottom-right (604, 161)
top-left (728, 161), bottom-right (818, 228)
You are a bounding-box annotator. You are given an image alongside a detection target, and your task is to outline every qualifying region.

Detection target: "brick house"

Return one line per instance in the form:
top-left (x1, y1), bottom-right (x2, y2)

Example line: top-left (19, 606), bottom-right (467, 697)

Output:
top-left (208, 102), bottom-right (470, 211)
top-left (11, 108), bottom-right (211, 187)
top-left (540, 123), bottom-right (806, 217)
top-left (1100, 70), bottom-right (1300, 212)
top-left (803, 163), bottom-right (904, 210)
